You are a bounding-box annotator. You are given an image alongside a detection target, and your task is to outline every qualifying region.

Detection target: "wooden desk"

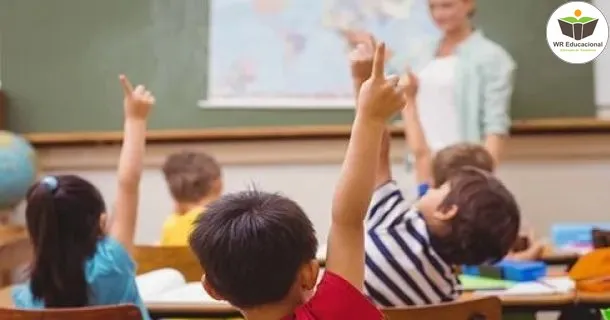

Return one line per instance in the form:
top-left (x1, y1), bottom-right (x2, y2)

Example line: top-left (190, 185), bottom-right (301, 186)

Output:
top-left (147, 294), bottom-right (577, 318)
top-left (146, 302), bottom-right (240, 318)
top-left (460, 292), bottom-right (575, 313)
top-left (0, 285), bottom-right (578, 318)
top-left (0, 286), bottom-right (11, 308)
top-left (575, 291), bottom-right (610, 309)
top-left (540, 248), bottom-right (580, 267)
top-left (316, 245), bottom-right (581, 268)
top-left (0, 225), bottom-right (31, 287)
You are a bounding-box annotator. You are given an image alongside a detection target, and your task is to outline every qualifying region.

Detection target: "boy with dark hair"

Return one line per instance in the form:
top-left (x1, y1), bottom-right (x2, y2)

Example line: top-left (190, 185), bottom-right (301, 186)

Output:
top-left (350, 38), bottom-right (520, 307)
top-left (161, 151), bottom-right (222, 246)
top-left (189, 42), bottom-right (404, 319)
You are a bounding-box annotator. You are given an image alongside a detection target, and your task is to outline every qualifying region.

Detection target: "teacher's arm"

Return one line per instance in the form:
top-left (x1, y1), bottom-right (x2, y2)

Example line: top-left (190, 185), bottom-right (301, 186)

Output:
top-left (481, 48), bottom-right (516, 167)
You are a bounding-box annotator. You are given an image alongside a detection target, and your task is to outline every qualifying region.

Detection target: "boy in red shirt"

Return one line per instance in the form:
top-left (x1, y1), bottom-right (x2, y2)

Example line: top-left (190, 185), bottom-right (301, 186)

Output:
top-left (188, 43), bottom-right (404, 320)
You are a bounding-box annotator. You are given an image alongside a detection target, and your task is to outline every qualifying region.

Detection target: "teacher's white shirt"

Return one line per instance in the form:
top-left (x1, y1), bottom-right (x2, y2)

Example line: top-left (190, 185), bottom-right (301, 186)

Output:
top-left (416, 56), bottom-right (461, 152)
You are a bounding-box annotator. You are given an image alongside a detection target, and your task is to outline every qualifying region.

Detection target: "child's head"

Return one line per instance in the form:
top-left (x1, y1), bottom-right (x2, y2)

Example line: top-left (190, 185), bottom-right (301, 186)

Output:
top-left (432, 143), bottom-right (494, 187)
top-left (25, 175), bottom-right (107, 307)
top-left (162, 151), bottom-right (222, 206)
top-left (418, 167), bottom-right (520, 265)
top-left (189, 189), bottom-right (319, 311)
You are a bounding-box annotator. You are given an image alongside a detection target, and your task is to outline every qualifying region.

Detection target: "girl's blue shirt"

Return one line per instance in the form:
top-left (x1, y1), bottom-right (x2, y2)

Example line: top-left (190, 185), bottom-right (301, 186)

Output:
top-left (12, 236), bottom-right (150, 320)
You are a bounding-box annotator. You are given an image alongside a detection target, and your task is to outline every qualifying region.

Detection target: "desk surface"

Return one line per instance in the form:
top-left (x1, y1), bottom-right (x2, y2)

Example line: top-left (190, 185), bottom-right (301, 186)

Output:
top-left (0, 226), bottom-right (31, 287)
top-left (316, 244), bottom-right (580, 267)
top-left (0, 285), bottom-right (589, 317)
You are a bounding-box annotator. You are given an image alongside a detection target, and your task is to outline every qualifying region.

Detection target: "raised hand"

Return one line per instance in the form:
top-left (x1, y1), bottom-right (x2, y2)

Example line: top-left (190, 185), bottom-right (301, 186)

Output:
top-left (357, 43), bottom-right (406, 122)
top-left (349, 35), bottom-right (375, 81)
top-left (400, 71), bottom-right (419, 102)
top-left (119, 75), bottom-right (155, 120)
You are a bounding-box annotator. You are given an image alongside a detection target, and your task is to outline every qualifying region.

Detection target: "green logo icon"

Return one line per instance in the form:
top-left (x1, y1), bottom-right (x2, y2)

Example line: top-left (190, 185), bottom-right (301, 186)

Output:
top-left (558, 9), bottom-right (599, 40)
top-left (602, 308), bottom-right (610, 320)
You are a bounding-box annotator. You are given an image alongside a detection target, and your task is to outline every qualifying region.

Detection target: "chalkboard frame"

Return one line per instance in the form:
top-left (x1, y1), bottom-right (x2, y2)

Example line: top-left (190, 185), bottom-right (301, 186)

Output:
top-left (22, 118), bottom-right (610, 146)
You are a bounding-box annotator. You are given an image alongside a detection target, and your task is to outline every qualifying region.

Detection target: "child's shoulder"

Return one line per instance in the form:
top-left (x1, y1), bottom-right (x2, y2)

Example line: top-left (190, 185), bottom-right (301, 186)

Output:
top-left (290, 271), bottom-right (383, 320)
top-left (85, 236), bottom-right (135, 278)
top-left (11, 283), bottom-right (40, 308)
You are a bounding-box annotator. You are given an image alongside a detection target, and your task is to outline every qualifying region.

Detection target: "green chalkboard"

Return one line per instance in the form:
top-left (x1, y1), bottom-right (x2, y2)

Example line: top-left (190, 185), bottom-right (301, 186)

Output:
top-left (0, 0), bottom-right (595, 134)
top-left (475, 0), bottom-right (595, 119)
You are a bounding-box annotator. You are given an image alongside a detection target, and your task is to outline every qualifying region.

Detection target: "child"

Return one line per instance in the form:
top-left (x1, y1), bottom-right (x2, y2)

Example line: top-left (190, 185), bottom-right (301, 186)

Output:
top-left (350, 40), bottom-right (520, 307)
top-left (161, 151), bottom-right (222, 246)
top-left (12, 75), bottom-right (153, 319)
top-left (188, 43), bottom-right (403, 319)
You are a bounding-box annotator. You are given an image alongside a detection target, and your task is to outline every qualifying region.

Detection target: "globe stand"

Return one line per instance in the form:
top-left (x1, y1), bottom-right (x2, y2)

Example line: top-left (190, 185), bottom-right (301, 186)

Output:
top-left (0, 208), bottom-right (30, 288)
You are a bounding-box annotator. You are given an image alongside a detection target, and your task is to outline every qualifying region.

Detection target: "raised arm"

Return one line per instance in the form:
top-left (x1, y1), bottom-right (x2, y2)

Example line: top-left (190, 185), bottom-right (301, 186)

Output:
top-left (109, 75), bottom-right (154, 253)
top-left (349, 34), bottom-right (375, 99)
top-left (400, 74), bottom-right (433, 186)
top-left (349, 36), bottom-right (392, 187)
top-left (328, 43), bottom-right (406, 289)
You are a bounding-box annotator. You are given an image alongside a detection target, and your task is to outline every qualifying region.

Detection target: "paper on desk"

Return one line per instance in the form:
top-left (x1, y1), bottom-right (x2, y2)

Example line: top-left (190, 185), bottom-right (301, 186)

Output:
top-left (145, 282), bottom-right (230, 305)
top-left (474, 277), bottom-right (575, 296)
top-left (136, 268), bottom-right (187, 301)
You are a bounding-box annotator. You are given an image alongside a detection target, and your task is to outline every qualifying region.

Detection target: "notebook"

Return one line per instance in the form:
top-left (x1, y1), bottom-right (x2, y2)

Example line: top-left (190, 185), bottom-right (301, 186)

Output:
top-left (458, 275), bottom-right (515, 291)
top-left (472, 277), bottom-right (575, 296)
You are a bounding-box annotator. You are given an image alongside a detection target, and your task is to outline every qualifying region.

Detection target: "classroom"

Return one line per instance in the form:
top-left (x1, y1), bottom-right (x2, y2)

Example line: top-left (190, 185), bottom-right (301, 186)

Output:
top-left (0, 0), bottom-right (610, 319)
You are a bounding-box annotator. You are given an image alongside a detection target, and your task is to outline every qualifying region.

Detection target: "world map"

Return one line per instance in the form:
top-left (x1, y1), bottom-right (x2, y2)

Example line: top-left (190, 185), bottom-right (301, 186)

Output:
top-left (204, 0), bottom-right (439, 108)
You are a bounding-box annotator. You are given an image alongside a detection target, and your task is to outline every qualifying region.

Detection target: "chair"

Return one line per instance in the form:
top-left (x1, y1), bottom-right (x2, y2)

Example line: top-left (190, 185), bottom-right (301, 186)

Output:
top-left (0, 225), bottom-right (32, 287)
top-left (592, 228), bottom-right (610, 249)
top-left (0, 304), bottom-right (141, 320)
top-left (382, 297), bottom-right (502, 320)
top-left (133, 245), bottom-right (202, 282)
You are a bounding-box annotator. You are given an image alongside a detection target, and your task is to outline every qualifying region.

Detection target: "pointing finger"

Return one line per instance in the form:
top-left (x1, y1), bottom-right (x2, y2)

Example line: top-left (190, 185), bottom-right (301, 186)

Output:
top-left (372, 42), bottom-right (386, 79)
top-left (119, 75), bottom-right (134, 95)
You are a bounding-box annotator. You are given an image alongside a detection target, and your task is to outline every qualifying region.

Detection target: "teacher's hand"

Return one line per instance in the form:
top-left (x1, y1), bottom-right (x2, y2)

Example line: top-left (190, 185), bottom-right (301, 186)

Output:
top-left (343, 29), bottom-right (374, 49)
top-left (400, 71), bottom-right (419, 102)
top-left (349, 35), bottom-right (375, 81)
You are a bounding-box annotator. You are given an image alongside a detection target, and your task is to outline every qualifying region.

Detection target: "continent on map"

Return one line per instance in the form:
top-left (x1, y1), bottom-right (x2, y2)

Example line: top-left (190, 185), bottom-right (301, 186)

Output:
top-left (221, 59), bottom-right (257, 94)
top-left (282, 31), bottom-right (307, 65)
top-left (253, 0), bottom-right (287, 14)
top-left (323, 0), bottom-right (413, 31)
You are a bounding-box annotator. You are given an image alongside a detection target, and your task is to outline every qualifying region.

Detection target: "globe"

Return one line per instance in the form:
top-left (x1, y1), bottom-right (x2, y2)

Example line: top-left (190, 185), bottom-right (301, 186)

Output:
top-left (0, 131), bottom-right (37, 208)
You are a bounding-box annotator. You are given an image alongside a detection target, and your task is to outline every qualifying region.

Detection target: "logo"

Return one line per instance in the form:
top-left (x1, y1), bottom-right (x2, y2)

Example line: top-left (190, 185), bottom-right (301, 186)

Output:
top-left (546, 1), bottom-right (608, 64)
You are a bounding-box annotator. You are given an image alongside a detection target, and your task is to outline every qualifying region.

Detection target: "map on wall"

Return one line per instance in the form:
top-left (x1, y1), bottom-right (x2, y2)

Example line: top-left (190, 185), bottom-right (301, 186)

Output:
top-left (200, 0), bottom-right (439, 108)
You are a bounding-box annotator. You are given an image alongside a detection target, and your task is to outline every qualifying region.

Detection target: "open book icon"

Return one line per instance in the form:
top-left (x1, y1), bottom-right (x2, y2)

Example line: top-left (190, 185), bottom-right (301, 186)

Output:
top-left (558, 16), bottom-right (599, 41)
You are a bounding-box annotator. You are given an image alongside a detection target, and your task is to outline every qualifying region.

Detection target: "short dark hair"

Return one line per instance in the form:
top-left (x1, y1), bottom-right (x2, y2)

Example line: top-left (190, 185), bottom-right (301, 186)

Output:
top-left (429, 167), bottom-right (520, 265)
top-left (189, 189), bottom-right (318, 309)
top-left (162, 151), bottom-right (221, 203)
top-left (432, 143), bottom-right (494, 187)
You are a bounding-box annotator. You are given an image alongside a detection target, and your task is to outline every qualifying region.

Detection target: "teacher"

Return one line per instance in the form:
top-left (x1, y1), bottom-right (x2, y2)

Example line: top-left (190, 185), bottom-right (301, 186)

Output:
top-left (350, 0), bottom-right (516, 165)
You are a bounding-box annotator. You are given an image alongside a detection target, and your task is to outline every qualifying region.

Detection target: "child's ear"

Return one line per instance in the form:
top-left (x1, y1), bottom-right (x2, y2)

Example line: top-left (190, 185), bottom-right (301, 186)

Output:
top-left (99, 213), bottom-right (109, 232)
top-left (434, 205), bottom-right (458, 221)
top-left (211, 178), bottom-right (223, 198)
top-left (202, 274), bottom-right (225, 301)
top-left (301, 259), bottom-right (320, 291)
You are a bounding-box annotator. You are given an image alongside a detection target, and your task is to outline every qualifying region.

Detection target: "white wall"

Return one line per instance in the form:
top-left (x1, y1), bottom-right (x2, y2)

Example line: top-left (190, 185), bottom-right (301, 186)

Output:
top-left (36, 159), bottom-right (610, 246)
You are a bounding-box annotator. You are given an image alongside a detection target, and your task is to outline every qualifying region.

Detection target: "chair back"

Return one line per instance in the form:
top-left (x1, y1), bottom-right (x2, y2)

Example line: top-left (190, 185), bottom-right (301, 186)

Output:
top-left (0, 304), bottom-right (141, 320)
top-left (382, 297), bottom-right (502, 320)
top-left (592, 228), bottom-right (610, 249)
top-left (133, 245), bottom-right (202, 282)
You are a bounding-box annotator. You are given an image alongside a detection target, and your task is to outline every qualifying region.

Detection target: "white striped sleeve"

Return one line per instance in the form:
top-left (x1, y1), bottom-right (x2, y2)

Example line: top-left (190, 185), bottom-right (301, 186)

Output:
top-left (366, 181), bottom-right (410, 230)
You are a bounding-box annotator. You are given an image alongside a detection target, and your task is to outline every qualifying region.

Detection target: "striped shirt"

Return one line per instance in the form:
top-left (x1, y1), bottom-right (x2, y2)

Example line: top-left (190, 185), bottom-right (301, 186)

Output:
top-left (364, 181), bottom-right (459, 307)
